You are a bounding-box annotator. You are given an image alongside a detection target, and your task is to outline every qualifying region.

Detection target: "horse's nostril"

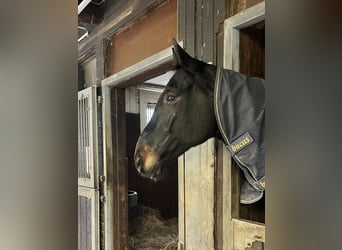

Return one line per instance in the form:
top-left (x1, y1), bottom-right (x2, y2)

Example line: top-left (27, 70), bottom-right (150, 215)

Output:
top-left (135, 155), bottom-right (143, 172)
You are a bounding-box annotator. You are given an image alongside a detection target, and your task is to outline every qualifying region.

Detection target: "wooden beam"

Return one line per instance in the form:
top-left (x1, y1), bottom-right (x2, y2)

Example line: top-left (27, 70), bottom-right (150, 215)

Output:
top-left (107, 0), bottom-right (177, 75)
top-left (110, 87), bottom-right (128, 249)
top-left (102, 86), bottom-right (114, 250)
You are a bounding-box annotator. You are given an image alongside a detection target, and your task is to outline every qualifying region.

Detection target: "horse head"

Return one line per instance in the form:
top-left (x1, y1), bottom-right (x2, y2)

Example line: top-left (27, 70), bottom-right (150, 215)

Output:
top-left (134, 40), bottom-right (218, 180)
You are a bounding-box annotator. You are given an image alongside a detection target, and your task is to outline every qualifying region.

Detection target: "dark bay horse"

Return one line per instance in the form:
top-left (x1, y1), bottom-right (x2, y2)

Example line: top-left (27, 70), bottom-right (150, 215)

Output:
top-left (134, 40), bottom-right (265, 204)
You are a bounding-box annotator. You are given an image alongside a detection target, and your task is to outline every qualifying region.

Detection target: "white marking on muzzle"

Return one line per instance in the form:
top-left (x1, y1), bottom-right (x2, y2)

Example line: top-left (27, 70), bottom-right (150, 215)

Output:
top-left (138, 145), bottom-right (159, 173)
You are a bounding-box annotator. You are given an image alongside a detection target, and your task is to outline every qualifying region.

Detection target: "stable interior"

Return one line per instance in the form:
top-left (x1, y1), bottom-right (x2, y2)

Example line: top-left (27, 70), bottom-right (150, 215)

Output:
top-left (126, 71), bottom-right (179, 249)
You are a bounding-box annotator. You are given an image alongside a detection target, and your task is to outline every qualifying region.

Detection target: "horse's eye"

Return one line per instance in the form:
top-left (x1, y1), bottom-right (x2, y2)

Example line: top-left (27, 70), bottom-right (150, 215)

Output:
top-left (166, 95), bottom-right (175, 102)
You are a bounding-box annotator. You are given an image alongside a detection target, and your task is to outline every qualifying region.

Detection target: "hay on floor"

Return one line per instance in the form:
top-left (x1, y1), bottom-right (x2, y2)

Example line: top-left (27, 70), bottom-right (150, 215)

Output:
top-left (129, 204), bottom-right (178, 250)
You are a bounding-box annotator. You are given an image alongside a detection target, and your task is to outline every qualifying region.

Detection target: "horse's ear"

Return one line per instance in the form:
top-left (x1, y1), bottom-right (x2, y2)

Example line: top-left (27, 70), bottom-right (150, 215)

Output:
top-left (172, 39), bottom-right (199, 73)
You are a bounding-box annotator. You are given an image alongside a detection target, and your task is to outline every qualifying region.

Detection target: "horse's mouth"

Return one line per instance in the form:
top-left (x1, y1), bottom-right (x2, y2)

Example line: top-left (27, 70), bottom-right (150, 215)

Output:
top-left (149, 164), bottom-right (163, 181)
top-left (137, 163), bottom-right (163, 181)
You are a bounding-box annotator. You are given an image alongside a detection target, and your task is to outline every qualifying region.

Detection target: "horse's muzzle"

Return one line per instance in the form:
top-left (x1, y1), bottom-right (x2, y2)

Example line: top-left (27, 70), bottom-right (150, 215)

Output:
top-left (134, 145), bottom-right (161, 180)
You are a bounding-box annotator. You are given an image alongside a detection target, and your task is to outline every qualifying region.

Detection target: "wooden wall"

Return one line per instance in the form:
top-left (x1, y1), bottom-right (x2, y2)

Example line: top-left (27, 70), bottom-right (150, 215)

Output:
top-left (177, 0), bottom-right (226, 249)
top-left (227, 0), bottom-right (264, 17)
top-left (107, 0), bottom-right (177, 75)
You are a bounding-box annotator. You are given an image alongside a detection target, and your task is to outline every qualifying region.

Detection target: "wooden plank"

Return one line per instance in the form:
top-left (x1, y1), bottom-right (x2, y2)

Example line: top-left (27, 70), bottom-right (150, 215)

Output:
top-left (177, 0), bottom-right (186, 42)
top-left (247, 240), bottom-right (264, 250)
top-left (216, 23), bottom-right (224, 67)
top-left (102, 44), bottom-right (175, 88)
top-left (196, 0), bottom-right (203, 60)
top-left (107, 0), bottom-right (177, 75)
top-left (110, 87), bottom-right (128, 250)
top-left (102, 86), bottom-right (115, 250)
top-left (228, 0), bottom-right (264, 17)
top-left (184, 139), bottom-right (215, 249)
top-left (213, 0), bottom-right (226, 33)
top-left (202, 0), bottom-right (214, 63)
top-left (178, 154), bottom-right (185, 249)
top-left (185, 0), bottom-right (196, 56)
top-left (96, 41), bottom-right (106, 86)
top-left (214, 140), bottom-right (223, 250)
top-left (232, 219), bottom-right (265, 249)
top-left (222, 143), bottom-right (234, 250)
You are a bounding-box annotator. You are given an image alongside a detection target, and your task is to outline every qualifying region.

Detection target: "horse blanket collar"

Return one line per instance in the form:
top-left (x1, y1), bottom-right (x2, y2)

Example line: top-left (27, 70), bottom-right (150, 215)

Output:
top-left (214, 67), bottom-right (265, 191)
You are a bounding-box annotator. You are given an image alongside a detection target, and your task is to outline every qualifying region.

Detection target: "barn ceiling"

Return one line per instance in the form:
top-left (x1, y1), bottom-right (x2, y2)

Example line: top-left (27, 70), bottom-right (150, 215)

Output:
top-left (78, 0), bottom-right (106, 42)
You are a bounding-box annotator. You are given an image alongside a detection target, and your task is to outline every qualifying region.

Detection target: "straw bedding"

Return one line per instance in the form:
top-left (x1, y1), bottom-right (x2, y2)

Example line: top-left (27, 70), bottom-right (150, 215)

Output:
top-left (129, 205), bottom-right (178, 250)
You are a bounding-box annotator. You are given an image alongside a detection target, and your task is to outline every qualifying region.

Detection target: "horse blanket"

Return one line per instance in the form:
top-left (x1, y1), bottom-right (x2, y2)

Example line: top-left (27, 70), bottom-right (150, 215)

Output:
top-left (214, 67), bottom-right (265, 191)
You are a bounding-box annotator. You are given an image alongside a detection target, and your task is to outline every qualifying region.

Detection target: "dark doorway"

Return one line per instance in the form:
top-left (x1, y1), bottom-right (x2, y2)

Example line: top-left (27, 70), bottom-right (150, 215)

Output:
top-left (238, 20), bottom-right (265, 223)
top-left (126, 73), bottom-right (178, 249)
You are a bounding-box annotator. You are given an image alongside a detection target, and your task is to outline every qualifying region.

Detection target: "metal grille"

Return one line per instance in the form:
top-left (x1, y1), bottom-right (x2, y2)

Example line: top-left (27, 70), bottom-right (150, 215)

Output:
top-left (78, 87), bottom-right (98, 250)
top-left (78, 86), bottom-right (97, 188)
top-left (78, 188), bottom-right (99, 250)
top-left (78, 96), bottom-right (91, 179)
top-left (78, 195), bottom-right (92, 250)
top-left (146, 102), bottom-right (156, 123)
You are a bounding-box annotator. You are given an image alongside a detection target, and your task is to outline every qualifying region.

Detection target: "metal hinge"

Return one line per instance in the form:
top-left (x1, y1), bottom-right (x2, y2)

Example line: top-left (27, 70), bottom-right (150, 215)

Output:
top-left (100, 195), bottom-right (106, 202)
top-left (99, 175), bottom-right (106, 203)
top-left (99, 175), bottom-right (105, 183)
top-left (97, 95), bottom-right (103, 104)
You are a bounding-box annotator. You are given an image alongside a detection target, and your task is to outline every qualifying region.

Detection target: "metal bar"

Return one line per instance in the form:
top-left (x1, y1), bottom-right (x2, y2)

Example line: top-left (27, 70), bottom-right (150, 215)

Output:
top-left (86, 97), bottom-right (90, 177)
top-left (78, 100), bottom-right (81, 178)
top-left (78, 0), bottom-right (92, 15)
top-left (80, 98), bottom-right (85, 178)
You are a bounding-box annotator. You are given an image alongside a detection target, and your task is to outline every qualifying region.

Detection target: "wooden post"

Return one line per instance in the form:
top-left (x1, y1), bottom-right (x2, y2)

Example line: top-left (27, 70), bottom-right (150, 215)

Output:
top-left (110, 87), bottom-right (128, 250)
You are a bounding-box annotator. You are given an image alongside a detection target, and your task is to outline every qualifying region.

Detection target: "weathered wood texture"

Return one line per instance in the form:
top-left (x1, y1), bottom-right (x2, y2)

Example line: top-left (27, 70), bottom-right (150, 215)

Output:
top-left (110, 88), bottom-right (128, 250)
top-left (246, 240), bottom-right (264, 250)
top-left (178, 154), bottom-right (185, 249)
top-left (102, 86), bottom-right (114, 250)
top-left (96, 40), bottom-right (106, 86)
top-left (184, 139), bottom-right (216, 249)
top-left (107, 0), bottom-right (177, 75)
top-left (227, 0), bottom-right (264, 17)
top-left (232, 219), bottom-right (265, 249)
top-left (177, 0), bottom-right (226, 249)
top-left (214, 140), bottom-right (224, 250)
top-left (179, 0), bottom-right (225, 60)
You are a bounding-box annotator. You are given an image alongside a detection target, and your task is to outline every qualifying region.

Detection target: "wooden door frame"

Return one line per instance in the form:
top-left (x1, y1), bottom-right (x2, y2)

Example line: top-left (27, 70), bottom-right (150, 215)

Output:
top-left (101, 44), bottom-right (177, 250)
top-left (102, 44), bottom-right (177, 88)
